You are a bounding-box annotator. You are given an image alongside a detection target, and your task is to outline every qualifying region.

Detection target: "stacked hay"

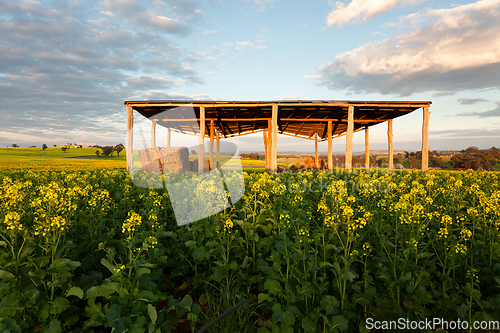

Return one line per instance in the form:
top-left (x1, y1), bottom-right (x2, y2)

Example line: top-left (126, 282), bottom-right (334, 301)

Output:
top-left (159, 147), bottom-right (189, 172)
top-left (188, 160), bottom-right (210, 173)
top-left (139, 147), bottom-right (189, 173)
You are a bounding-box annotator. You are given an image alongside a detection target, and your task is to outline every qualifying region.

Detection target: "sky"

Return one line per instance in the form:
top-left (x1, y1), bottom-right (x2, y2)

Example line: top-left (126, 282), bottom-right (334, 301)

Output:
top-left (1, 0), bottom-right (500, 153)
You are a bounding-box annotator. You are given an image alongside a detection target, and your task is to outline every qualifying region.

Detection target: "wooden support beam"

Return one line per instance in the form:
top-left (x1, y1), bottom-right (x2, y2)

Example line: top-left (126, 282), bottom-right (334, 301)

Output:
top-left (263, 129), bottom-right (269, 171)
top-left (328, 121), bottom-right (333, 172)
top-left (126, 105), bottom-right (133, 172)
top-left (422, 106), bottom-right (430, 172)
top-left (365, 126), bottom-right (370, 172)
top-left (321, 121), bottom-right (329, 140)
top-left (216, 132), bottom-right (220, 169)
top-left (345, 105), bottom-right (354, 171)
top-left (267, 119), bottom-right (272, 171)
top-left (332, 115), bottom-right (342, 137)
top-left (209, 119), bottom-right (214, 170)
top-left (388, 119), bottom-right (393, 172)
top-left (166, 128), bottom-right (171, 147)
top-left (198, 106), bottom-right (205, 173)
top-left (314, 132), bottom-right (319, 167)
top-left (151, 119), bottom-right (157, 148)
top-left (271, 105), bottom-right (278, 172)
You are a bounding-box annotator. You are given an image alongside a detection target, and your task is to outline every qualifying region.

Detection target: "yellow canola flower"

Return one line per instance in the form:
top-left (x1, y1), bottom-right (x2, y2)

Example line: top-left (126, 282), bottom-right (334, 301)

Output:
top-left (441, 215), bottom-right (452, 225)
top-left (122, 212), bottom-right (142, 234)
top-left (362, 243), bottom-right (371, 255)
top-left (460, 229), bottom-right (472, 240)
top-left (455, 244), bottom-right (467, 254)
top-left (3, 212), bottom-right (23, 231)
top-left (437, 227), bottom-right (449, 239)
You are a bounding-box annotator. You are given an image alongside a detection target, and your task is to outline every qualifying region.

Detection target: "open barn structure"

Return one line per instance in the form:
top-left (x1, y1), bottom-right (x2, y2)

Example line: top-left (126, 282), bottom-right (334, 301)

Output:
top-left (124, 100), bottom-right (431, 172)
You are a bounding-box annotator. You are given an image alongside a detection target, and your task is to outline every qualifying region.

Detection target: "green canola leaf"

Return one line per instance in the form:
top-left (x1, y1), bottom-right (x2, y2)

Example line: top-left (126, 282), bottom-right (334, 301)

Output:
top-left (66, 286), bottom-right (84, 299)
top-left (302, 316), bottom-right (317, 333)
top-left (330, 315), bottom-right (348, 331)
top-left (40, 319), bottom-right (62, 333)
top-left (258, 293), bottom-right (273, 303)
top-left (0, 270), bottom-right (15, 280)
top-left (147, 303), bottom-right (157, 325)
top-left (264, 279), bottom-right (282, 295)
top-left (49, 297), bottom-right (71, 315)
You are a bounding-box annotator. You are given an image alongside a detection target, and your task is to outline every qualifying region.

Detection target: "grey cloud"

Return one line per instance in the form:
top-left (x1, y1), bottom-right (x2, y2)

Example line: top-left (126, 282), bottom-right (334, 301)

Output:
top-left (457, 102), bottom-right (500, 118)
top-left (316, 62), bottom-right (500, 97)
top-left (430, 127), bottom-right (500, 138)
top-left (0, 0), bottom-right (205, 145)
top-left (458, 98), bottom-right (489, 105)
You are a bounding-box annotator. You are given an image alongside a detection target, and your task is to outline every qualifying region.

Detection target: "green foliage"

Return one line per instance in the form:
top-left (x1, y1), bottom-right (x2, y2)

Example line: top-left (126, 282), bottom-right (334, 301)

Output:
top-left (100, 146), bottom-right (114, 157)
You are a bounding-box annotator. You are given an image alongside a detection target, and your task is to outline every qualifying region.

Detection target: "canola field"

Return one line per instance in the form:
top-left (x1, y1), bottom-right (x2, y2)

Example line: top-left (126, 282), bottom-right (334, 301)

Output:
top-left (1, 168), bottom-right (500, 332)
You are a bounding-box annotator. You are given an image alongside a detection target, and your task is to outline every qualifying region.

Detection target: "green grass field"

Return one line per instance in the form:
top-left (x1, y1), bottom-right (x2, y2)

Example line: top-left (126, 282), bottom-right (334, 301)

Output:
top-left (0, 147), bottom-right (126, 170)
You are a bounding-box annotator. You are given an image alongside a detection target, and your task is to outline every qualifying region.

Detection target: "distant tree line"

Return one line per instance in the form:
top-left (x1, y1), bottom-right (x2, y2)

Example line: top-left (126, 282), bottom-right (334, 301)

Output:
top-left (449, 147), bottom-right (500, 171)
top-left (95, 144), bottom-right (125, 157)
top-left (241, 152), bottom-right (265, 160)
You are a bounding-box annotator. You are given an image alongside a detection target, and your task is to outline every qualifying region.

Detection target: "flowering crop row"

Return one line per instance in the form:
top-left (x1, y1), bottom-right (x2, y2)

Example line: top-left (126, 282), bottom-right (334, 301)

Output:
top-left (1, 168), bottom-right (500, 332)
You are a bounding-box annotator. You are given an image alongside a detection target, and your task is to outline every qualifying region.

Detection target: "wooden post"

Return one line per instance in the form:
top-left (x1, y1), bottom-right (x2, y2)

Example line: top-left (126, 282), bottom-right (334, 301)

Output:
top-left (151, 119), bottom-right (157, 148)
top-left (365, 126), bottom-right (370, 172)
top-left (388, 119), bottom-right (393, 172)
top-left (263, 129), bottom-right (269, 171)
top-left (216, 132), bottom-right (220, 169)
top-left (422, 106), bottom-right (430, 172)
top-left (198, 106), bottom-right (205, 173)
top-left (267, 119), bottom-right (272, 171)
top-left (126, 105), bottom-right (133, 172)
top-left (345, 105), bottom-right (354, 171)
top-left (327, 121), bottom-right (333, 172)
top-left (167, 128), bottom-right (171, 148)
top-left (271, 106), bottom-right (278, 172)
top-left (209, 119), bottom-right (214, 170)
top-left (314, 132), bottom-right (319, 167)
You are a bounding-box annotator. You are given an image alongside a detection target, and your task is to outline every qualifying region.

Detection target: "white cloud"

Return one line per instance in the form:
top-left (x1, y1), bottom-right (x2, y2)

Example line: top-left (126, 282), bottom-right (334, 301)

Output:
top-left (243, 0), bottom-right (276, 11)
top-left (236, 41), bottom-right (255, 50)
top-left (327, 0), bottom-right (423, 28)
top-left (315, 0), bottom-right (500, 96)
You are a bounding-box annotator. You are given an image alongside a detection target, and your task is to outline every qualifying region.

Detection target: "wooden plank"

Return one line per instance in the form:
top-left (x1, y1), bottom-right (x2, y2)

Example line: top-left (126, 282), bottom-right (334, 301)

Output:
top-left (314, 132), bottom-right (319, 167)
top-left (126, 105), bottom-right (133, 172)
top-left (328, 121), bottom-right (333, 171)
top-left (151, 119), bottom-right (157, 148)
top-left (388, 119), bottom-right (393, 172)
top-left (271, 105), bottom-right (278, 172)
top-left (365, 126), bottom-right (369, 172)
top-left (216, 132), bottom-right (220, 169)
top-left (198, 106), bottom-right (205, 173)
top-left (280, 126), bottom-right (365, 140)
top-left (125, 101), bottom-right (432, 109)
top-left (157, 117), bottom-right (381, 124)
top-left (167, 128), bottom-right (171, 148)
top-left (345, 105), bottom-right (354, 171)
top-left (422, 106), bottom-right (430, 172)
top-left (209, 119), bottom-right (214, 170)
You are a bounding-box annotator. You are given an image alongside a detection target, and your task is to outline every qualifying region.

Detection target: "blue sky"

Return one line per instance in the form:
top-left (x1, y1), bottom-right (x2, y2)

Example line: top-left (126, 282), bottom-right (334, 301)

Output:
top-left (1, 0), bottom-right (499, 152)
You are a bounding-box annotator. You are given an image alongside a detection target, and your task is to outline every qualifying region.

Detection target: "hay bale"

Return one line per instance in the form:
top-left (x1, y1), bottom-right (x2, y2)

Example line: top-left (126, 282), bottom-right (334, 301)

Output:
top-left (139, 148), bottom-right (162, 172)
top-left (188, 159), bottom-right (210, 173)
top-left (158, 147), bottom-right (189, 172)
top-left (139, 147), bottom-right (189, 173)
